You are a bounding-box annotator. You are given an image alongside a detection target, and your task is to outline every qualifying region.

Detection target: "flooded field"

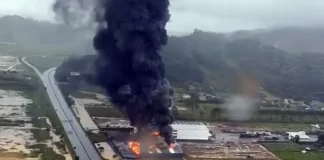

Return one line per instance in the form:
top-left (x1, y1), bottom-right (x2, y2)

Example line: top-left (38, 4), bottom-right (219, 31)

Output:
top-left (0, 89), bottom-right (72, 159)
top-left (0, 56), bottom-right (20, 71)
top-left (0, 124), bottom-right (36, 154)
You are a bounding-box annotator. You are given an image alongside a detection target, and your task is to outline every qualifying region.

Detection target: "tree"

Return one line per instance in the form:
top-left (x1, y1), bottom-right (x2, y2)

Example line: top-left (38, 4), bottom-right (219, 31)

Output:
top-left (317, 134), bottom-right (324, 147)
top-left (199, 110), bottom-right (204, 119)
top-left (294, 135), bottom-right (300, 143)
top-left (210, 107), bottom-right (221, 121)
top-left (189, 91), bottom-right (199, 111)
top-left (172, 106), bottom-right (179, 117)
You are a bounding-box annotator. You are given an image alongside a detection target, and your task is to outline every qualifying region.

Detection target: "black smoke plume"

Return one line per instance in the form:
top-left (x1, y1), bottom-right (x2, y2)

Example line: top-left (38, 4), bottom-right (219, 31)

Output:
top-left (93, 0), bottom-right (174, 145)
top-left (52, 0), bottom-right (175, 145)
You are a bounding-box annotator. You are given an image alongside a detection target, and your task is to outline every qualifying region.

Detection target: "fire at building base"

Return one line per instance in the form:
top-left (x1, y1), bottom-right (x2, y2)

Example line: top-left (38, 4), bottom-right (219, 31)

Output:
top-left (109, 128), bottom-right (184, 159)
top-left (98, 118), bottom-right (279, 160)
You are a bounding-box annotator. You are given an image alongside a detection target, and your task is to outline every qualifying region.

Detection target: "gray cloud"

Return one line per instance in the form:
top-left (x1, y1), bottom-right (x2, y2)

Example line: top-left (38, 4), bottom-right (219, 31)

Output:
top-left (1, 0), bottom-right (324, 32)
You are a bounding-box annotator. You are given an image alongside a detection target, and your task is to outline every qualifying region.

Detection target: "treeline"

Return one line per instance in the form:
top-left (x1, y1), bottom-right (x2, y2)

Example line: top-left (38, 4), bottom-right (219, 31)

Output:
top-left (84, 104), bottom-right (324, 124)
top-left (207, 108), bottom-right (324, 123)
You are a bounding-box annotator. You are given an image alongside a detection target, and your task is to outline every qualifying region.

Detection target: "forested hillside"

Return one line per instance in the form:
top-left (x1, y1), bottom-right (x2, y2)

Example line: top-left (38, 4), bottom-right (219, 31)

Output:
top-left (1, 15), bottom-right (323, 101)
top-left (0, 15), bottom-right (94, 56)
top-left (228, 27), bottom-right (324, 53)
top-left (56, 29), bottom-right (324, 101)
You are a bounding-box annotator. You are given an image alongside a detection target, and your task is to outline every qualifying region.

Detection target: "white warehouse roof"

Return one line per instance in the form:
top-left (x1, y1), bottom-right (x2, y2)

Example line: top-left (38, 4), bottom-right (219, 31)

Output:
top-left (286, 131), bottom-right (310, 139)
top-left (171, 121), bottom-right (211, 141)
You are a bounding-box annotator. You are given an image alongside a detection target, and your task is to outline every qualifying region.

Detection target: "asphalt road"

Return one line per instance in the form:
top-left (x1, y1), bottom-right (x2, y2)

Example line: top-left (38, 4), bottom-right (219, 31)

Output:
top-left (21, 57), bottom-right (42, 77)
top-left (21, 57), bottom-right (101, 160)
top-left (43, 68), bottom-right (101, 160)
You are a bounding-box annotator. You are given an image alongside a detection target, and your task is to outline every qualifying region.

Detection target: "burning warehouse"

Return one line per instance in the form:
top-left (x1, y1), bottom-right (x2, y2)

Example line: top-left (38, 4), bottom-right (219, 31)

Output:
top-left (111, 130), bottom-right (184, 159)
top-left (55, 0), bottom-right (191, 159)
top-left (99, 119), bottom-right (212, 142)
top-left (91, 0), bottom-right (176, 149)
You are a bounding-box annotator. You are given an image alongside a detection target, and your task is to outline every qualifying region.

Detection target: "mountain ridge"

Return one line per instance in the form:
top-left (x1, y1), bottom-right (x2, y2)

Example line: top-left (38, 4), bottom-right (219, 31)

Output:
top-left (1, 15), bottom-right (324, 100)
top-left (55, 29), bottom-right (324, 101)
top-left (228, 26), bottom-right (324, 53)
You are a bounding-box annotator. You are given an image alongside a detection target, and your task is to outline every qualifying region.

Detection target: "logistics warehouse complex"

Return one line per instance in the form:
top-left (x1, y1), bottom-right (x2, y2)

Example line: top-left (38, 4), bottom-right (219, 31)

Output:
top-left (96, 118), bottom-right (279, 160)
top-left (98, 119), bottom-right (212, 141)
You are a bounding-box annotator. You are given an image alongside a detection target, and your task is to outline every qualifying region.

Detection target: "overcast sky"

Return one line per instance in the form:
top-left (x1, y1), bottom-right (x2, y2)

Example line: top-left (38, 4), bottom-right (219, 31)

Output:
top-left (1, 0), bottom-right (324, 33)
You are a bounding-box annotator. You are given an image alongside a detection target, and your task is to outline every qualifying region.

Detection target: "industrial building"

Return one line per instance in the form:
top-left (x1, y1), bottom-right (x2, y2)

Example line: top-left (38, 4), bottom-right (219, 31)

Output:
top-left (98, 118), bottom-right (134, 132)
top-left (286, 131), bottom-right (318, 143)
top-left (286, 131), bottom-right (310, 140)
top-left (97, 118), bottom-right (184, 159)
top-left (110, 134), bottom-right (184, 159)
top-left (97, 119), bottom-right (212, 142)
top-left (171, 121), bottom-right (211, 142)
top-left (95, 118), bottom-right (281, 160)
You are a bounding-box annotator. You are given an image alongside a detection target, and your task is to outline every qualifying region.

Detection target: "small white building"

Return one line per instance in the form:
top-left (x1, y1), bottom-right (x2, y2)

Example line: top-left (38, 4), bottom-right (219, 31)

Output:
top-left (171, 121), bottom-right (211, 141)
top-left (286, 131), bottom-right (310, 140)
top-left (311, 124), bottom-right (321, 130)
top-left (70, 72), bottom-right (80, 76)
top-left (198, 94), bottom-right (207, 101)
top-left (206, 94), bottom-right (218, 99)
top-left (181, 94), bottom-right (191, 99)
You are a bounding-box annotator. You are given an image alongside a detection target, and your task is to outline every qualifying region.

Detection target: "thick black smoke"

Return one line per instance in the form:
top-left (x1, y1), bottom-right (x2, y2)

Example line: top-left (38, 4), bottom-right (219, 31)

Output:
top-left (52, 0), bottom-right (175, 145)
top-left (94, 0), bottom-right (174, 145)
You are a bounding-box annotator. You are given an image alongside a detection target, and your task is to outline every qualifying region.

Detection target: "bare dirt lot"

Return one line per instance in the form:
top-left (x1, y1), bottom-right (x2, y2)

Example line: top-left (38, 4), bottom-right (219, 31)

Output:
top-left (182, 141), bottom-right (279, 159)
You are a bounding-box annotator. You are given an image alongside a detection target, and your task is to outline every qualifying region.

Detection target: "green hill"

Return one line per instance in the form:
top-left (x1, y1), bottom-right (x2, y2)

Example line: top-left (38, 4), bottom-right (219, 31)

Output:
top-left (55, 29), bottom-right (324, 101)
top-left (1, 16), bottom-right (323, 101)
top-left (0, 15), bottom-right (93, 56)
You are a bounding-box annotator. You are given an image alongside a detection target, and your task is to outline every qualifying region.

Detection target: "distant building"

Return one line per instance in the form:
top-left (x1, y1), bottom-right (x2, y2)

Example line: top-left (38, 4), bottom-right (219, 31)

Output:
top-left (198, 94), bottom-right (207, 101)
top-left (189, 85), bottom-right (195, 92)
top-left (283, 99), bottom-right (290, 105)
top-left (286, 131), bottom-right (318, 144)
top-left (286, 131), bottom-right (310, 141)
top-left (181, 94), bottom-right (191, 99)
top-left (70, 72), bottom-right (80, 76)
top-left (268, 100), bottom-right (281, 106)
top-left (197, 92), bottom-right (208, 101)
top-left (98, 121), bottom-right (134, 132)
top-left (171, 121), bottom-right (211, 142)
top-left (205, 94), bottom-right (218, 99)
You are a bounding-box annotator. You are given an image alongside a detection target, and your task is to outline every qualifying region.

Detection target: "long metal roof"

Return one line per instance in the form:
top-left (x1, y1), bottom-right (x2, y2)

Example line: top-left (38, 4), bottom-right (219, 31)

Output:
top-left (171, 121), bottom-right (210, 140)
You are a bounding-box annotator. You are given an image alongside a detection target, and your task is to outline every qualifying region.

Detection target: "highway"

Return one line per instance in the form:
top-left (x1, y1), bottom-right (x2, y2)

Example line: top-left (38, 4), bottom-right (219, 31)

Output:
top-left (21, 57), bottom-right (101, 160)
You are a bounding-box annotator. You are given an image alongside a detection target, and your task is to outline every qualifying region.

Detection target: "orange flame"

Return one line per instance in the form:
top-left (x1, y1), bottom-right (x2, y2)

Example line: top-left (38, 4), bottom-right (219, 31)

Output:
top-left (152, 132), bottom-right (159, 136)
top-left (129, 141), bottom-right (141, 155)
